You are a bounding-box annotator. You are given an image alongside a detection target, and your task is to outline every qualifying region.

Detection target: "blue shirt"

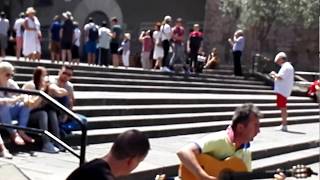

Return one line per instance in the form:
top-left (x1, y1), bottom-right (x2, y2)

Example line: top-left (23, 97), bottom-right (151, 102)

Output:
top-left (232, 36), bottom-right (245, 52)
top-left (50, 21), bottom-right (61, 41)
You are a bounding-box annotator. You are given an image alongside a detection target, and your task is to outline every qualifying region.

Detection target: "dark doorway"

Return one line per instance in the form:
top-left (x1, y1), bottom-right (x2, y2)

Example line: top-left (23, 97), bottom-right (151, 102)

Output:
top-left (85, 11), bottom-right (110, 27)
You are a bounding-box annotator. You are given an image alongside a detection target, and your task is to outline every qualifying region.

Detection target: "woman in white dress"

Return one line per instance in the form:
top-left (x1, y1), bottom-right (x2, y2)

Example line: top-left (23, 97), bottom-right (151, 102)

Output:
top-left (23, 7), bottom-right (41, 61)
top-left (152, 22), bottom-right (164, 69)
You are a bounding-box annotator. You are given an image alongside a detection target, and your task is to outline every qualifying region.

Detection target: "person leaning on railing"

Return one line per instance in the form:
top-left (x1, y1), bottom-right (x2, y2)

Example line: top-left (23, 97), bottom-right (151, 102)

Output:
top-left (0, 61), bottom-right (33, 145)
top-left (47, 65), bottom-right (87, 136)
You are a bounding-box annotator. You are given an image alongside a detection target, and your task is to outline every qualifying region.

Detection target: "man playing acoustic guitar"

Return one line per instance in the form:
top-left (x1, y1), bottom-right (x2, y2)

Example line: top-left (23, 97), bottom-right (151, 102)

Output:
top-left (177, 103), bottom-right (285, 180)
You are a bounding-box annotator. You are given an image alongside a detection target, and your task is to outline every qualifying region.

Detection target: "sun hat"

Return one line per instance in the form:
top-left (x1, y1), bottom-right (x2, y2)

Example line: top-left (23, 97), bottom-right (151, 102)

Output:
top-left (164, 15), bottom-right (172, 22)
top-left (26, 7), bottom-right (36, 15)
top-left (62, 11), bottom-right (73, 20)
top-left (274, 52), bottom-right (287, 63)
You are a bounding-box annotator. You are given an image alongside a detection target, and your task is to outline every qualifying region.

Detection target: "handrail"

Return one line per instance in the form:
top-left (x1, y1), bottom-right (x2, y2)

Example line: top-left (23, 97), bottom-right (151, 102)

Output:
top-left (0, 87), bottom-right (87, 166)
top-left (0, 123), bottom-right (80, 159)
top-left (251, 53), bottom-right (274, 75)
top-left (295, 71), bottom-right (320, 81)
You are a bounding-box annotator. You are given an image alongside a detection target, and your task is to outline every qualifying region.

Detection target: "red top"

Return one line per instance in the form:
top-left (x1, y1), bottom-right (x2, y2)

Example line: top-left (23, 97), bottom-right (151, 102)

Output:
top-left (307, 80), bottom-right (320, 96)
top-left (142, 36), bottom-right (153, 52)
top-left (172, 26), bottom-right (185, 44)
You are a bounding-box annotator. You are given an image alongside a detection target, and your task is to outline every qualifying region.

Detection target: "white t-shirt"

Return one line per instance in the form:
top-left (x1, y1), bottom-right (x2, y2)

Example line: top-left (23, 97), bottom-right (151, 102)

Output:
top-left (160, 23), bottom-right (172, 41)
top-left (83, 22), bottom-right (98, 42)
top-left (73, 27), bottom-right (81, 47)
top-left (0, 18), bottom-right (9, 35)
top-left (98, 27), bottom-right (111, 49)
top-left (14, 18), bottom-right (25, 37)
top-left (274, 62), bottom-right (294, 97)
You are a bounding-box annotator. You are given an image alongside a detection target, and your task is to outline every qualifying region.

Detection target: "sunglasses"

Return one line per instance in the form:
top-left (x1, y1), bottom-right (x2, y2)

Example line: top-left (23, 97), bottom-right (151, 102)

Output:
top-left (62, 71), bottom-right (73, 77)
top-left (5, 73), bottom-right (14, 78)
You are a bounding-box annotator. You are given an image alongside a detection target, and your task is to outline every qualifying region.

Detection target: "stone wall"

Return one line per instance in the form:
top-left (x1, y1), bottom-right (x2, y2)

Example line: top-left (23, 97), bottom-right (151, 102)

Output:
top-left (203, 0), bottom-right (319, 72)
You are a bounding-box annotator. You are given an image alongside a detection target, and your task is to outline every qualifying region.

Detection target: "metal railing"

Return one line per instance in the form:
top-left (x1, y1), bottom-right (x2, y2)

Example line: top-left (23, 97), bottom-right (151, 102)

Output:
top-left (251, 53), bottom-right (276, 74)
top-left (0, 87), bottom-right (87, 166)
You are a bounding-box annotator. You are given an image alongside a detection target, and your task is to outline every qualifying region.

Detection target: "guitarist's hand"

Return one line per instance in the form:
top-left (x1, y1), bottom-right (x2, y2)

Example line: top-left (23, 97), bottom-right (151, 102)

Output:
top-left (202, 176), bottom-right (217, 180)
top-left (274, 172), bottom-right (286, 180)
top-left (198, 172), bottom-right (217, 180)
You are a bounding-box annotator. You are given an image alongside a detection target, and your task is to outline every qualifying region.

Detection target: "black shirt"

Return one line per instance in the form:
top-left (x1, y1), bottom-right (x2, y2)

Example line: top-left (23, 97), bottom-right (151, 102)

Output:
top-left (66, 159), bottom-right (115, 180)
top-left (61, 19), bottom-right (74, 43)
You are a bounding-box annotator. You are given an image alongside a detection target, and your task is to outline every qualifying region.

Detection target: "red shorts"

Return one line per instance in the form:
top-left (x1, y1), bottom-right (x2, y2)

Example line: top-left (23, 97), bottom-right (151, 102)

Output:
top-left (276, 93), bottom-right (287, 108)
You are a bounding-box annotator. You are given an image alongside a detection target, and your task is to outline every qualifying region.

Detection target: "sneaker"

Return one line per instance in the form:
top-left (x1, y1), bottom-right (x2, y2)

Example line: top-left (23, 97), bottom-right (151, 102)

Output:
top-left (164, 66), bottom-right (173, 72)
top-left (0, 149), bottom-right (13, 159)
top-left (42, 142), bottom-right (59, 154)
top-left (275, 124), bottom-right (288, 132)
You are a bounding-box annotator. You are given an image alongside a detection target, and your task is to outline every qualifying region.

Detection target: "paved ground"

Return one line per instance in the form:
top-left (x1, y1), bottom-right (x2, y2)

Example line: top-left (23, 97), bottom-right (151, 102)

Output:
top-left (0, 123), bottom-right (319, 180)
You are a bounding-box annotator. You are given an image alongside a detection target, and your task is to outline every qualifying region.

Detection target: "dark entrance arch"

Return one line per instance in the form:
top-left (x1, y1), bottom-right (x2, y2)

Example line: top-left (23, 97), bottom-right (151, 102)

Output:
top-left (85, 11), bottom-right (110, 27)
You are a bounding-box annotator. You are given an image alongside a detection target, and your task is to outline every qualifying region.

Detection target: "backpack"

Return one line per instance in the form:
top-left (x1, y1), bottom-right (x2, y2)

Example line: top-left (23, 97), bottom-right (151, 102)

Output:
top-left (88, 25), bottom-right (99, 41)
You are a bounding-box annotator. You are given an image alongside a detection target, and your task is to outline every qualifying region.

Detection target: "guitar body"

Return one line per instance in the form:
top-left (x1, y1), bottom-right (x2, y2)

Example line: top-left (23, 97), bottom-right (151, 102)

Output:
top-left (179, 154), bottom-right (248, 180)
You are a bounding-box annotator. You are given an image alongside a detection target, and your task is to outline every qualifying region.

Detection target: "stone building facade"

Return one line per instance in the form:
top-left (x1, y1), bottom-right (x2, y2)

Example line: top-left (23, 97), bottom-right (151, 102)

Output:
top-left (203, 0), bottom-right (319, 71)
top-left (4, 0), bottom-right (206, 60)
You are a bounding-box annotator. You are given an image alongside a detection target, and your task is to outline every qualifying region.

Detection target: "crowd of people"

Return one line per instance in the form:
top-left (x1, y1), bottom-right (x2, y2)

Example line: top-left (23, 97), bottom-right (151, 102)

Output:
top-left (0, 7), bottom-right (234, 75)
top-left (0, 6), bottom-right (315, 180)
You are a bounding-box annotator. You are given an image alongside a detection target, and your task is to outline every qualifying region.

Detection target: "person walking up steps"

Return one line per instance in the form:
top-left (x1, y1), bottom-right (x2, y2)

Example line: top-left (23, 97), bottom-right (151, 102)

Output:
top-left (269, 52), bottom-right (294, 132)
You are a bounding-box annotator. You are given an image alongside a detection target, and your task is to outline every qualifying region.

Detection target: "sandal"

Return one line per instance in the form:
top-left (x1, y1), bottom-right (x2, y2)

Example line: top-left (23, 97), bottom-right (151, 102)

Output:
top-left (11, 132), bottom-right (25, 145)
top-left (18, 130), bottom-right (35, 143)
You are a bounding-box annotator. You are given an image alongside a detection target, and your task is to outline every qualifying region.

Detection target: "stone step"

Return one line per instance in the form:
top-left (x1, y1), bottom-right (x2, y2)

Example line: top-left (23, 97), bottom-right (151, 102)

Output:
top-left (73, 92), bottom-right (311, 105)
top-left (120, 147), bottom-right (320, 180)
top-left (73, 103), bottom-right (318, 117)
top-left (116, 122), bottom-right (320, 180)
top-left (67, 115), bottom-right (319, 145)
top-left (84, 109), bottom-right (319, 129)
top-left (14, 73), bottom-right (270, 90)
top-left (16, 81), bottom-right (273, 95)
top-left (14, 65), bottom-right (264, 85)
top-left (72, 84), bottom-right (273, 94)
top-left (252, 147), bottom-right (320, 173)
top-left (6, 57), bottom-right (248, 81)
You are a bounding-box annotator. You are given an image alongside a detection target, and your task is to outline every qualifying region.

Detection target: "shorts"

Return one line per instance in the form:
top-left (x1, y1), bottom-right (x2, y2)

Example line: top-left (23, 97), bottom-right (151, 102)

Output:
top-left (0, 34), bottom-right (8, 50)
top-left (85, 41), bottom-right (97, 54)
top-left (72, 45), bottom-right (79, 59)
top-left (276, 93), bottom-right (287, 108)
top-left (51, 41), bottom-right (61, 53)
top-left (61, 41), bottom-right (72, 50)
top-left (110, 42), bottom-right (120, 54)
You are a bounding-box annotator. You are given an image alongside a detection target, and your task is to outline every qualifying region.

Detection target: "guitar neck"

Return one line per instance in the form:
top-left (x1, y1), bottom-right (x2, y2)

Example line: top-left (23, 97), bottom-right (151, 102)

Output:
top-left (221, 169), bottom-right (293, 180)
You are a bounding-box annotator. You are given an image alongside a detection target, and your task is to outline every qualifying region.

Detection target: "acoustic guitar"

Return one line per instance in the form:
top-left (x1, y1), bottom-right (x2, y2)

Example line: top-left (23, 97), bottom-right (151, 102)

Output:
top-left (179, 154), bottom-right (317, 180)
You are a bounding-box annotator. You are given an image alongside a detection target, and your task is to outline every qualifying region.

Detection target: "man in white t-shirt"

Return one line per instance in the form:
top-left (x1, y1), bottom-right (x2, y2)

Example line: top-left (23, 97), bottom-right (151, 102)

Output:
top-left (97, 21), bottom-right (112, 66)
top-left (0, 11), bottom-right (9, 58)
top-left (269, 52), bottom-right (294, 131)
top-left (13, 12), bottom-right (25, 60)
top-left (160, 15), bottom-right (172, 72)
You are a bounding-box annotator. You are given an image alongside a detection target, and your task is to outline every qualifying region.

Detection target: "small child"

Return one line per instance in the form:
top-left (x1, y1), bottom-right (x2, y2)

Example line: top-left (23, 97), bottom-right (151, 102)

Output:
top-left (120, 33), bottom-right (131, 67)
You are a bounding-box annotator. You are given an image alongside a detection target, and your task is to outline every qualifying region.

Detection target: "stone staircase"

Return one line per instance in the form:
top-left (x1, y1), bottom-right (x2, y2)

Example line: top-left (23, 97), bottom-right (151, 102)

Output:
top-left (3, 57), bottom-right (319, 179)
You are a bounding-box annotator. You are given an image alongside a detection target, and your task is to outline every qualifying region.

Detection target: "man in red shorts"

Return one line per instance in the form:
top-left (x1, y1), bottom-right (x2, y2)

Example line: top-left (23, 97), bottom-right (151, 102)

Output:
top-left (270, 52), bottom-right (294, 131)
